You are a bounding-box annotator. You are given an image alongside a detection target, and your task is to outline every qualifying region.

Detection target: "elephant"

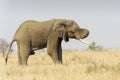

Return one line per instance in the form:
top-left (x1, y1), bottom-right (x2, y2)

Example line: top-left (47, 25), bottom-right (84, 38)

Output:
top-left (5, 18), bottom-right (90, 65)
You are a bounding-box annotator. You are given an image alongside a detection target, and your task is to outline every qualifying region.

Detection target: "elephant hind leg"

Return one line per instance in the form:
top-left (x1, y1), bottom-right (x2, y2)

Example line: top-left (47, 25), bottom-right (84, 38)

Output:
top-left (16, 41), bottom-right (22, 65)
top-left (21, 54), bottom-right (29, 65)
top-left (19, 43), bottom-right (30, 65)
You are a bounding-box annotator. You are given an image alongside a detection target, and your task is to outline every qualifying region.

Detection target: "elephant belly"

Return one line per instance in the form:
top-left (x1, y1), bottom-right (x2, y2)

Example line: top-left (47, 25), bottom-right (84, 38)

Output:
top-left (32, 42), bottom-right (47, 51)
top-left (30, 44), bottom-right (46, 55)
top-left (31, 35), bottom-right (48, 51)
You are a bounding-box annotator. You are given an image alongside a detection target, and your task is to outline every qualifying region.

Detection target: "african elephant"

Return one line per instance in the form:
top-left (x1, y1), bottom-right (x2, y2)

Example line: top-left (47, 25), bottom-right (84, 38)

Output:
top-left (5, 18), bottom-right (90, 65)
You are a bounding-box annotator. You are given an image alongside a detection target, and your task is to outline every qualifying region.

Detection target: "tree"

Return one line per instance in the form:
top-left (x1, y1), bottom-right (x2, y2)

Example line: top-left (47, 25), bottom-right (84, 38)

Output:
top-left (95, 45), bottom-right (104, 51)
top-left (0, 38), bottom-right (9, 57)
top-left (88, 41), bottom-right (104, 51)
top-left (88, 41), bottom-right (96, 51)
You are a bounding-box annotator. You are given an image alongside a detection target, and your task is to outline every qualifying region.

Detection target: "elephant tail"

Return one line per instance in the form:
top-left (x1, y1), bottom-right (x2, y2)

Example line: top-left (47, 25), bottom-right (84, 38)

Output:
top-left (5, 39), bottom-right (16, 65)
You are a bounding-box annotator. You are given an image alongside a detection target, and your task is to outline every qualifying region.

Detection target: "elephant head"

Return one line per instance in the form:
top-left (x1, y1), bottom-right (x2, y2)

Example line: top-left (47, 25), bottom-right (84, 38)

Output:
top-left (54, 19), bottom-right (90, 44)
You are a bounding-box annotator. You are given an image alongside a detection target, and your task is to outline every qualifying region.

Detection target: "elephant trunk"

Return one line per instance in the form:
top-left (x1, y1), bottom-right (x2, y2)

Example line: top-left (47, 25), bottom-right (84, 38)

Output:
top-left (80, 29), bottom-right (89, 39)
top-left (75, 28), bottom-right (89, 40)
top-left (75, 28), bottom-right (93, 45)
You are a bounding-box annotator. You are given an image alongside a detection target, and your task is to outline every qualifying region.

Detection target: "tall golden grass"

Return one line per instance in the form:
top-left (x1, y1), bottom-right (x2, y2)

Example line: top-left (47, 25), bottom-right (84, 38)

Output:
top-left (0, 49), bottom-right (120, 80)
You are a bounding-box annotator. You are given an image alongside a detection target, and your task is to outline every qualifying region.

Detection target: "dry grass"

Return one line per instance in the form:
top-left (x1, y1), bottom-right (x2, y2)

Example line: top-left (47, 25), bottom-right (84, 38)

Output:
top-left (0, 49), bottom-right (120, 80)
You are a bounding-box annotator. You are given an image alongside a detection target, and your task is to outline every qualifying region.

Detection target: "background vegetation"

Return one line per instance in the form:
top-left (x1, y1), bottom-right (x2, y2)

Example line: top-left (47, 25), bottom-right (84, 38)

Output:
top-left (0, 49), bottom-right (120, 80)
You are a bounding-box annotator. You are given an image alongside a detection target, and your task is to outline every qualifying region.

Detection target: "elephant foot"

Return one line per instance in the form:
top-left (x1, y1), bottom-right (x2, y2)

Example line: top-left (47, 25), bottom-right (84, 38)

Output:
top-left (30, 51), bottom-right (35, 55)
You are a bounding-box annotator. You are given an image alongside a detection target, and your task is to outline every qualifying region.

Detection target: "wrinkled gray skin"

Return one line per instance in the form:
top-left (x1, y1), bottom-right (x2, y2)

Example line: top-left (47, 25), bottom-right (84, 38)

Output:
top-left (5, 19), bottom-right (89, 65)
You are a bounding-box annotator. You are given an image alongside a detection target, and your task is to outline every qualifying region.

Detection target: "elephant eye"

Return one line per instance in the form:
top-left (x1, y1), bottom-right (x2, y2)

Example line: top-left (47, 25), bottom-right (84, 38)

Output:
top-left (73, 31), bottom-right (76, 34)
top-left (74, 29), bottom-right (78, 32)
top-left (60, 23), bottom-right (67, 27)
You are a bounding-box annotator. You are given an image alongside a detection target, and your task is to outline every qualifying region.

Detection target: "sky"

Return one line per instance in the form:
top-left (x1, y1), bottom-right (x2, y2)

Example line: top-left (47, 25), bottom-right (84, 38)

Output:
top-left (0, 0), bottom-right (120, 50)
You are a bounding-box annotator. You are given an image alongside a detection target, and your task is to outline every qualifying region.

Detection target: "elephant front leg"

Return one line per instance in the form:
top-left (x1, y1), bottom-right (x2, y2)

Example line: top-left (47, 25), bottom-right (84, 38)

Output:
top-left (48, 52), bottom-right (61, 64)
top-left (58, 45), bottom-right (62, 64)
top-left (47, 37), bottom-right (63, 64)
top-left (47, 48), bottom-right (62, 64)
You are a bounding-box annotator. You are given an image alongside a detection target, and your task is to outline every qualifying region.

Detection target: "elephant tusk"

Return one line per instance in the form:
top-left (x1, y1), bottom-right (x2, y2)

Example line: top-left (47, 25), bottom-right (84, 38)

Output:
top-left (79, 39), bottom-right (93, 45)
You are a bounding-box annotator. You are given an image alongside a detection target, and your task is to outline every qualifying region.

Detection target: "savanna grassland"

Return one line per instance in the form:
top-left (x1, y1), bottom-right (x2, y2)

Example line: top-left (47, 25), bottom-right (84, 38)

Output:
top-left (0, 49), bottom-right (120, 80)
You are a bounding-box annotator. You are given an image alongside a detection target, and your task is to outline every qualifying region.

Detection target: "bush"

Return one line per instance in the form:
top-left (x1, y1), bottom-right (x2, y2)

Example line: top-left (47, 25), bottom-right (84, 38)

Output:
top-left (0, 38), bottom-right (9, 57)
top-left (88, 41), bottom-right (104, 51)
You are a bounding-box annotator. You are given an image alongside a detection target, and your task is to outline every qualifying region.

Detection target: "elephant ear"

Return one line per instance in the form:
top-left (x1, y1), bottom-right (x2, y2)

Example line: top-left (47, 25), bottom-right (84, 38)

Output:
top-left (54, 19), bottom-right (73, 42)
top-left (63, 31), bottom-right (69, 42)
